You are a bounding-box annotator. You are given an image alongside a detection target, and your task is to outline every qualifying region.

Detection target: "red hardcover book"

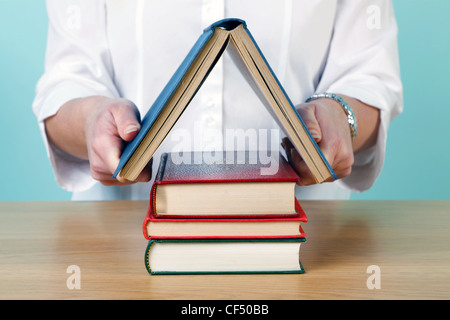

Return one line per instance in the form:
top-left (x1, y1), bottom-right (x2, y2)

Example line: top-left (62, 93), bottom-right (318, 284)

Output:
top-left (143, 198), bottom-right (307, 240)
top-left (149, 151), bottom-right (302, 219)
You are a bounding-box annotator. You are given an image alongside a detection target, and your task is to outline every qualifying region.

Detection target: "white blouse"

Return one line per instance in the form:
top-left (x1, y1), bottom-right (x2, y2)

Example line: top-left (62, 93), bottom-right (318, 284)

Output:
top-left (33, 0), bottom-right (403, 201)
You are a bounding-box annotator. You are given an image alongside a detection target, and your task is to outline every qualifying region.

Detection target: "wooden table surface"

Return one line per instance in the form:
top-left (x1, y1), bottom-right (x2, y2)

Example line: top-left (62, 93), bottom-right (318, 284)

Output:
top-left (0, 200), bottom-right (449, 300)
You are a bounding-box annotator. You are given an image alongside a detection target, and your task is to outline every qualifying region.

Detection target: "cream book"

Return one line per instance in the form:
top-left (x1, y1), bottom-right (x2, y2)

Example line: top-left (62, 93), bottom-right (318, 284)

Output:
top-left (148, 152), bottom-right (302, 218)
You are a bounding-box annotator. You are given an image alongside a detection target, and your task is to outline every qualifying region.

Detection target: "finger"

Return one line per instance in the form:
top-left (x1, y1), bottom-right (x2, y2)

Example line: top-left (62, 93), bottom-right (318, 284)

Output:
top-left (281, 137), bottom-right (295, 170)
top-left (297, 104), bottom-right (322, 143)
top-left (328, 146), bottom-right (353, 179)
top-left (281, 137), bottom-right (293, 151)
top-left (289, 148), bottom-right (317, 186)
top-left (95, 173), bottom-right (135, 186)
top-left (282, 137), bottom-right (319, 185)
top-left (111, 99), bottom-right (142, 142)
top-left (91, 159), bottom-right (138, 185)
top-left (89, 131), bottom-right (124, 177)
top-left (135, 157), bottom-right (153, 183)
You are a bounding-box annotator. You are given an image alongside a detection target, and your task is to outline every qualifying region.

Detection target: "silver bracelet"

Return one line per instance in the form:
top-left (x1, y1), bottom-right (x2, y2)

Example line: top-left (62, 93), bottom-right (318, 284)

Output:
top-left (305, 92), bottom-right (358, 141)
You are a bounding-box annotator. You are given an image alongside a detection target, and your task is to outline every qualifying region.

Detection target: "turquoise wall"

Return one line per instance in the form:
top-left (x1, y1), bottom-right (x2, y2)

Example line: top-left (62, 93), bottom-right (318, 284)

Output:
top-left (0, 1), bottom-right (448, 201)
top-left (0, 1), bottom-right (71, 201)
top-left (352, 0), bottom-right (450, 200)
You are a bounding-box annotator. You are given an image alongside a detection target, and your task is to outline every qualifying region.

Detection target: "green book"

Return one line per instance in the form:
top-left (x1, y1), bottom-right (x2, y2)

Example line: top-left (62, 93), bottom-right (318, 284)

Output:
top-left (145, 238), bottom-right (306, 275)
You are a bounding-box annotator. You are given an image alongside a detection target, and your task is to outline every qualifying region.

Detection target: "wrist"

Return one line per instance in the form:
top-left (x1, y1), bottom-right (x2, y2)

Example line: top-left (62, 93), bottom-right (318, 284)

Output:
top-left (306, 93), bottom-right (358, 141)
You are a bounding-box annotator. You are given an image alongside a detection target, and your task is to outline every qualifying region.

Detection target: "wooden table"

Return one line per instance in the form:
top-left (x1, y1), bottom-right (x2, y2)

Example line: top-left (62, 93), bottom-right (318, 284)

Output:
top-left (0, 200), bottom-right (449, 300)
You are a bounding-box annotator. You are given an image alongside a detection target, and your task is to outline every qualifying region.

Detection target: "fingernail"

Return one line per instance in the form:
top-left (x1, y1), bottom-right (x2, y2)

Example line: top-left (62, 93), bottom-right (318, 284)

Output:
top-left (124, 124), bottom-right (140, 134)
top-left (309, 129), bottom-right (321, 141)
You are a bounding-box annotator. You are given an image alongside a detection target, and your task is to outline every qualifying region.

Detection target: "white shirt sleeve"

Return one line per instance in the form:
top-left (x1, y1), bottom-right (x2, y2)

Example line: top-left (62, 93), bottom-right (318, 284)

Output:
top-left (315, 0), bottom-right (403, 192)
top-left (32, 0), bottom-right (119, 192)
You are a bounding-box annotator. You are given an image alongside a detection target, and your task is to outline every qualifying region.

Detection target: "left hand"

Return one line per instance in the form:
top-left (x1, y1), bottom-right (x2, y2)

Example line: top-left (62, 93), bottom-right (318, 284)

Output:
top-left (282, 97), bottom-right (355, 185)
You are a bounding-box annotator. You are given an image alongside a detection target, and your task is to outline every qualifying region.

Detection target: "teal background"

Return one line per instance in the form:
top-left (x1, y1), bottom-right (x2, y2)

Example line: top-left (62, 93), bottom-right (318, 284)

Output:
top-left (0, 0), bottom-right (448, 201)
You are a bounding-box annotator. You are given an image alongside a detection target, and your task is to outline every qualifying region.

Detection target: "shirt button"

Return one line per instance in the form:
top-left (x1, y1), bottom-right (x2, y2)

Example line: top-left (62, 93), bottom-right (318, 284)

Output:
top-left (205, 99), bottom-right (215, 109)
top-left (205, 116), bottom-right (216, 126)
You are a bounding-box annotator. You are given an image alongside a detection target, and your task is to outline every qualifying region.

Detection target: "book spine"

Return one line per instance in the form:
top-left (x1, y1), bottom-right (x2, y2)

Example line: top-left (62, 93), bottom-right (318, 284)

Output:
top-left (149, 152), bottom-right (169, 217)
top-left (142, 211), bottom-right (151, 240)
top-left (155, 152), bottom-right (169, 182)
top-left (144, 240), bottom-right (156, 275)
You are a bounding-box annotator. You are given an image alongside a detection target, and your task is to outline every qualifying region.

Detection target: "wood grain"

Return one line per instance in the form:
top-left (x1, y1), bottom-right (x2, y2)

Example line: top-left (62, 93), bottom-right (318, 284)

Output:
top-left (0, 200), bottom-right (449, 299)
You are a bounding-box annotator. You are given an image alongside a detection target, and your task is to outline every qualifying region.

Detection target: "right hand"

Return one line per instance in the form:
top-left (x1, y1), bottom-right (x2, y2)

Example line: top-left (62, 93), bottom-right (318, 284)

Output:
top-left (84, 97), bottom-right (153, 186)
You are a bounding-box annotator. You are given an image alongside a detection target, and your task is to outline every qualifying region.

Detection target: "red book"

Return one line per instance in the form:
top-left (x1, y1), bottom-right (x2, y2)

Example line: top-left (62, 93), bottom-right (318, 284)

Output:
top-left (149, 151), bottom-right (302, 219)
top-left (143, 198), bottom-right (307, 240)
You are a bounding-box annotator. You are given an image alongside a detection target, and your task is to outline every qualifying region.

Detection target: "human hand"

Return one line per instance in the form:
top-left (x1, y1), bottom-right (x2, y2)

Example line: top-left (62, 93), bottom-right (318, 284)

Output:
top-left (84, 97), bottom-right (153, 186)
top-left (282, 97), bottom-right (355, 186)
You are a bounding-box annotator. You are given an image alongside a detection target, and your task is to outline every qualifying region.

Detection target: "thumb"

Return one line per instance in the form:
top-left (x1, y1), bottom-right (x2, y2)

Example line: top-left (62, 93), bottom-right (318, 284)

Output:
top-left (112, 100), bottom-right (142, 142)
top-left (121, 122), bottom-right (141, 142)
top-left (297, 104), bottom-right (322, 143)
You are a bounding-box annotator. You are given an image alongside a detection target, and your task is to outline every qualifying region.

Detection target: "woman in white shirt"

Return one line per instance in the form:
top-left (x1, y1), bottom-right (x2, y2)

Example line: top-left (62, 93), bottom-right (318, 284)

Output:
top-left (33, 0), bottom-right (403, 201)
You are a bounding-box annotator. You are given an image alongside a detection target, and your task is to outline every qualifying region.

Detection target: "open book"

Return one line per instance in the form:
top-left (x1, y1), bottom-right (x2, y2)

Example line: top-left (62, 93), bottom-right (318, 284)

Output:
top-left (113, 18), bottom-right (336, 183)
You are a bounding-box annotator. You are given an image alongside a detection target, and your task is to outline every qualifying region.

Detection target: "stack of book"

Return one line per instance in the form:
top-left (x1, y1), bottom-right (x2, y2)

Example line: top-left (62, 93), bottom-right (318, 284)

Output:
top-left (143, 152), bottom-right (308, 275)
top-left (112, 19), bottom-right (336, 275)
